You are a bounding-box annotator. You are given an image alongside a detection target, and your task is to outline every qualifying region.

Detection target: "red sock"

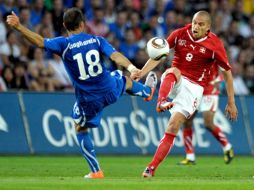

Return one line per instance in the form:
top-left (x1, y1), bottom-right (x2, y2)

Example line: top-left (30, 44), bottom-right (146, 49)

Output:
top-left (211, 126), bottom-right (228, 146)
top-left (158, 73), bottom-right (177, 101)
top-left (183, 127), bottom-right (194, 154)
top-left (148, 133), bottom-right (176, 170)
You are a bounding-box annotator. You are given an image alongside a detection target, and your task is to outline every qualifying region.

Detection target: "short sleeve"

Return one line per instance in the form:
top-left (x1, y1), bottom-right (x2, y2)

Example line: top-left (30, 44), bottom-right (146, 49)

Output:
top-left (44, 37), bottom-right (67, 56)
top-left (95, 36), bottom-right (116, 58)
top-left (214, 40), bottom-right (231, 71)
top-left (166, 29), bottom-right (180, 49)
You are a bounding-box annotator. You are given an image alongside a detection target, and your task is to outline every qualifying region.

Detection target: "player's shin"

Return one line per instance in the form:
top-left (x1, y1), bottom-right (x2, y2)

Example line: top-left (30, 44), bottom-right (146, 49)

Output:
top-left (158, 73), bottom-right (177, 101)
top-left (176, 127), bottom-right (196, 165)
top-left (76, 132), bottom-right (101, 172)
top-left (148, 133), bottom-right (176, 171)
top-left (183, 127), bottom-right (195, 160)
top-left (210, 125), bottom-right (230, 148)
top-left (127, 81), bottom-right (152, 98)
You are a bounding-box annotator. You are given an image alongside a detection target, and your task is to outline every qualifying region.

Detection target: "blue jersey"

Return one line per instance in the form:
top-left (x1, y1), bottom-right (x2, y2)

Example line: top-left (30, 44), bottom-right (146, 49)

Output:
top-left (44, 33), bottom-right (117, 102)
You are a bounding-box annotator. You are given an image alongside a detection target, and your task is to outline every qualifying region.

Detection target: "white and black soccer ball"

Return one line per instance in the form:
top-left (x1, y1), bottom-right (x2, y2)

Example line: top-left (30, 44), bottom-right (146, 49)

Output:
top-left (146, 37), bottom-right (170, 60)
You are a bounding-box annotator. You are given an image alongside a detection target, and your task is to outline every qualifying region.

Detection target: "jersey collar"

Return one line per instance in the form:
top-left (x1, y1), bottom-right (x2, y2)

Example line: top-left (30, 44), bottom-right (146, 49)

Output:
top-left (186, 24), bottom-right (212, 43)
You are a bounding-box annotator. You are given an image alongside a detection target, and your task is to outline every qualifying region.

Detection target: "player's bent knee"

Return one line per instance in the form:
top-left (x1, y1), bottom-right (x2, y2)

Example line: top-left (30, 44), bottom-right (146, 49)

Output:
top-left (166, 126), bottom-right (179, 134)
top-left (171, 67), bottom-right (181, 76)
top-left (183, 120), bottom-right (193, 128)
top-left (203, 117), bottom-right (213, 127)
top-left (124, 76), bottom-right (132, 90)
top-left (164, 67), bottom-right (181, 81)
top-left (75, 124), bottom-right (88, 133)
top-left (204, 121), bottom-right (214, 131)
top-left (167, 121), bottom-right (182, 134)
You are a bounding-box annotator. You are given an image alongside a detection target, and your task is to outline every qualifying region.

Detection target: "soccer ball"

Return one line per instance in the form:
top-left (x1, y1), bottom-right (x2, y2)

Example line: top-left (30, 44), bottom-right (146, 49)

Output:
top-left (146, 37), bottom-right (170, 60)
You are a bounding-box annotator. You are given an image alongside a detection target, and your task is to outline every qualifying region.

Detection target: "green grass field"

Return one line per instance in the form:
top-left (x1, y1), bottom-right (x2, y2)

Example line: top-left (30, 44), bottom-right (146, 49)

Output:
top-left (0, 155), bottom-right (253, 190)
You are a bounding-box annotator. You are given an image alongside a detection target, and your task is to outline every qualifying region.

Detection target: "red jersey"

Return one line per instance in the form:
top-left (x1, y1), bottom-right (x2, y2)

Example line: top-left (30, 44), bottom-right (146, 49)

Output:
top-left (203, 64), bottom-right (223, 95)
top-left (167, 24), bottom-right (231, 87)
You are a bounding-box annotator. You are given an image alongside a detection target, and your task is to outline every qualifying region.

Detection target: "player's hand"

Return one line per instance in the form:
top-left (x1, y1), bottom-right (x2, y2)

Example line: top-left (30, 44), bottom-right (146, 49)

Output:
top-left (130, 69), bottom-right (141, 81)
top-left (6, 11), bottom-right (20, 28)
top-left (225, 103), bottom-right (238, 121)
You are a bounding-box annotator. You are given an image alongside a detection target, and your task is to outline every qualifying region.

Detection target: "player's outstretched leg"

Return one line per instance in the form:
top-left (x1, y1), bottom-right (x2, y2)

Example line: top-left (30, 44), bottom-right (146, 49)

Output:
top-left (156, 69), bottom-right (179, 112)
top-left (126, 71), bottom-right (157, 101)
top-left (76, 132), bottom-right (104, 179)
top-left (156, 98), bottom-right (174, 112)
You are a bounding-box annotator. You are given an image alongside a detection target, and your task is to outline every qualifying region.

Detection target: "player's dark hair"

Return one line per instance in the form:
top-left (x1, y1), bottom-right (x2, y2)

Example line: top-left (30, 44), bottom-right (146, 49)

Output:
top-left (63, 8), bottom-right (85, 31)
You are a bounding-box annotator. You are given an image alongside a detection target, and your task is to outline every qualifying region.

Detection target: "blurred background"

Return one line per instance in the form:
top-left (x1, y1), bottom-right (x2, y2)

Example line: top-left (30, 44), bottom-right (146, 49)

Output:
top-left (0, 0), bottom-right (253, 156)
top-left (0, 0), bottom-right (254, 94)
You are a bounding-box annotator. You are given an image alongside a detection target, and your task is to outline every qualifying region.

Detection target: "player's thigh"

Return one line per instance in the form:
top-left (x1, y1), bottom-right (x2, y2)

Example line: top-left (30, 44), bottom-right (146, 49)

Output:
top-left (168, 77), bottom-right (204, 118)
top-left (75, 123), bottom-right (89, 132)
top-left (109, 70), bottom-right (126, 98)
top-left (124, 75), bottom-right (132, 90)
top-left (183, 111), bottom-right (197, 128)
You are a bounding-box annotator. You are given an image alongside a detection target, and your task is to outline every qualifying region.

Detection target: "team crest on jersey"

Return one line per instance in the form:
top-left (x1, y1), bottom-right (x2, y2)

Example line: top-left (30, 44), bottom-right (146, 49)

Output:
top-left (199, 47), bottom-right (206, 54)
top-left (178, 39), bottom-right (186, 46)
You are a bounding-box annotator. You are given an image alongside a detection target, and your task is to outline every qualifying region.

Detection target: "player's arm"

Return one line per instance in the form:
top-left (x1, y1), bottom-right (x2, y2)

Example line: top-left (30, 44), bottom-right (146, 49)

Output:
top-left (222, 70), bottom-right (238, 121)
top-left (6, 11), bottom-right (44, 48)
top-left (110, 51), bottom-right (139, 73)
top-left (140, 58), bottom-right (161, 78)
top-left (215, 38), bottom-right (238, 121)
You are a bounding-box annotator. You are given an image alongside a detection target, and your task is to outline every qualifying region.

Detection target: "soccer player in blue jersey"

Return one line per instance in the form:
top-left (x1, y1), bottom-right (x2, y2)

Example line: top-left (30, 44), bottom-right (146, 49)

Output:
top-left (7, 8), bottom-right (157, 179)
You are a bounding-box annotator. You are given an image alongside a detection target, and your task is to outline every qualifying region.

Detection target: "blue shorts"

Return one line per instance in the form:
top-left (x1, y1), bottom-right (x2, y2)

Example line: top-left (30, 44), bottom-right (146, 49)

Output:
top-left (72, 70), bottom-right (126, 128)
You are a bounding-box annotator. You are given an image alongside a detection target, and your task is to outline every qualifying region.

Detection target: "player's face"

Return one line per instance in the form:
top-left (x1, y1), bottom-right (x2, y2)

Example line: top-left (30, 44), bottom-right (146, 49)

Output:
top-left (191, 15), bottom-right (210, 39)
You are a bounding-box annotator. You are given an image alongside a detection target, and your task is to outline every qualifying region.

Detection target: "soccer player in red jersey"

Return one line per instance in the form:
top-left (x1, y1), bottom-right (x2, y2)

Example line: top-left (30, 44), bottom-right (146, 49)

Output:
top-left (132, 10), bottom-right (238, 178)
top-left (179, 64), bottom-right (234, 166)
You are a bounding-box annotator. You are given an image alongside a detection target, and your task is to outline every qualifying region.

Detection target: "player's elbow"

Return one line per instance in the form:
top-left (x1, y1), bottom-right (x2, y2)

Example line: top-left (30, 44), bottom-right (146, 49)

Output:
top-left (37, 43), bottom-right (44, 48)
top-left (222, 70), bottom-right (232, 81)
top-left (110, 51), bottom-right (121, 62)
top-left (37, 39), bottom-right (44, 48)
top-left (110, 51), bottom-right (129, 67)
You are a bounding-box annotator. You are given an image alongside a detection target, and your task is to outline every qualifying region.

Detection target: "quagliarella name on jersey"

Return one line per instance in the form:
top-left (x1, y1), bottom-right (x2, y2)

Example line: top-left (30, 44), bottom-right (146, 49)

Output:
top-left (69, 38), bottom-right (97, 49)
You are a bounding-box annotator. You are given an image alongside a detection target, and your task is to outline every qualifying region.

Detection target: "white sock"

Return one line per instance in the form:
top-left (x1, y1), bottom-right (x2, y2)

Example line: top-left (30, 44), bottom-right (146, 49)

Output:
top-left (186, 153), bottom-right (195, 161)
top-left (223, 143), bottom-right (232, 152)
